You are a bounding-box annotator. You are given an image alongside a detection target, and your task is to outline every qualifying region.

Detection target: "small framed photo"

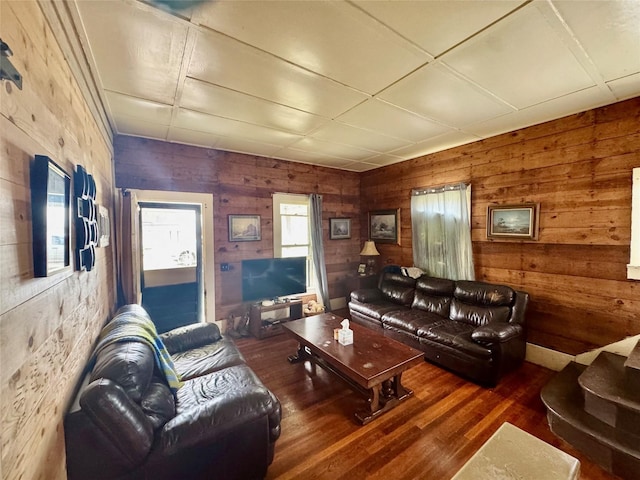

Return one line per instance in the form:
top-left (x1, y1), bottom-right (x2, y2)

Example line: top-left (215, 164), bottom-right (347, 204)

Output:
top-left (369, 209), bottom-right (400, 244)
top-left (228, 214), bottom-right (261, 242)
top-left (487, 203), bottom-right (539, 240)
top-left (330, 217), bottom-right (351, 239)
top-left (357, 263), bottom-right (366, 275)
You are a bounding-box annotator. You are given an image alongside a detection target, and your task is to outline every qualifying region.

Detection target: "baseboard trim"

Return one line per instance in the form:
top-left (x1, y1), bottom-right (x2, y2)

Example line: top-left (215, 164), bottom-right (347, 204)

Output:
top-left (526, 343), bottom-right (575, 371)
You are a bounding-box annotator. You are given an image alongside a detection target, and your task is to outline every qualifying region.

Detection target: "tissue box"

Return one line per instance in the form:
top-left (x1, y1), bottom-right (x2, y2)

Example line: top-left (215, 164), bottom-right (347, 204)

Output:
top-left (338, 328), bottom-right (353, 346)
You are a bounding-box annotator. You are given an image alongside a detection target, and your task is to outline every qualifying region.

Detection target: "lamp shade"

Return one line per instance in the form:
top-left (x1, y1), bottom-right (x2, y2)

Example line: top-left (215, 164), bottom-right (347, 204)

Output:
top-left (360, 241), bottom-right (380, 256)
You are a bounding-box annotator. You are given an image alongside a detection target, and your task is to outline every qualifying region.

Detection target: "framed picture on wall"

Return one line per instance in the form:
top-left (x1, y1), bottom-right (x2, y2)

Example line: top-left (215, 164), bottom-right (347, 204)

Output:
top-left (369, 209), bottom-right (400, 244)
top-left (329, 217), bottom-right (351, 239)
top-left (228, 214), bottom-right (261, 242)
top-left (487, 203), bottom-right (539, 240)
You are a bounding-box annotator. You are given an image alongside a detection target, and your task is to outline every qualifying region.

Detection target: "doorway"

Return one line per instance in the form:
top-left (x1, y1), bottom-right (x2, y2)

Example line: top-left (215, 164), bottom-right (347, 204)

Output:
top-left (139, 202), bottom-right (202, 332)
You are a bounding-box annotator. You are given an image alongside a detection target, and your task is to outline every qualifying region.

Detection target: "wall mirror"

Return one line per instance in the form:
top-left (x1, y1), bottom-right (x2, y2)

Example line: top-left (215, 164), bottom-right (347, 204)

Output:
top-left (30, 155), bottom-right (71, 276)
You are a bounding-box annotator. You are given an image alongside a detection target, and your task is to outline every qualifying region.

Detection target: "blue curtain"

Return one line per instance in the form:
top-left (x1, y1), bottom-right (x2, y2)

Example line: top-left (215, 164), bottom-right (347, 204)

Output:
top-left (309, 194), bottom-right (331, 311)
top-left (411, 183), bottom-right (475, 280)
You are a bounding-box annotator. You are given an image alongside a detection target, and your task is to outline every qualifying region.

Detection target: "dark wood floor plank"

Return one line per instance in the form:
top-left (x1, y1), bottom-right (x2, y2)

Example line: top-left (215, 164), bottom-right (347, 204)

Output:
top-left (235, 334), bottom-right (619, 480)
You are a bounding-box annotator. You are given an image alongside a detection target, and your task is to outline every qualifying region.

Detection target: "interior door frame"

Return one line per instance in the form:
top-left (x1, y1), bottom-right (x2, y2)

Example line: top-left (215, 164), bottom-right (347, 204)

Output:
top-left (139, 201), bottom-right (203, 323)
top-left (132, 190), bottom-right (215, 323)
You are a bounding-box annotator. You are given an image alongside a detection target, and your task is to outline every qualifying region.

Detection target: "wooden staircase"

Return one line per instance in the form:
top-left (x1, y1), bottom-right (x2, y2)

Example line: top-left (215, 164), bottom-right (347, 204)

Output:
top-left (541, 340), bottom-right (640, 479)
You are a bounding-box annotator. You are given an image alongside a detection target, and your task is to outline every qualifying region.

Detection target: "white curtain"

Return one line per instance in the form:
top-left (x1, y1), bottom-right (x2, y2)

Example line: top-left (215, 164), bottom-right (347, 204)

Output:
top-left (411, 183), bottom-right (475, 280)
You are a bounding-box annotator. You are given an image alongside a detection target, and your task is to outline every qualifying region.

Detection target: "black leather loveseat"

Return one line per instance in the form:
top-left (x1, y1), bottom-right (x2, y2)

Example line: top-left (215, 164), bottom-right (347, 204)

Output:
top-left (349, 272), bottom-right (529, 385)
top-left (64, 304), bottom-right (281, 480)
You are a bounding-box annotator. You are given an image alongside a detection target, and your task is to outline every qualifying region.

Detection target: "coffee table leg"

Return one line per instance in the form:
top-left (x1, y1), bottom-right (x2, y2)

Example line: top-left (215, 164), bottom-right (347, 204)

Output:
top-left (368, 386), bottom-right (381, 413)
top-left (287, 343), bottom-right (309, 363)
top-left (356, 373), bottom-right (414, 425)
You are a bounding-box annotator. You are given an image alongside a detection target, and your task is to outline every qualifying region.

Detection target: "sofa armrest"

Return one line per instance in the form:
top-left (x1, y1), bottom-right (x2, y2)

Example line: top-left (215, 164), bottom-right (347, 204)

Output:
top-left (350, 288), bottom-right (382, 303)
top-left (79, 379), bottom-right (154, 467)
top-left (160, 323), bottom-right (221, 355)
top-left (158, 387), bottom-right (280, 456)
top-left (472, 322), bottom-right (523, 344)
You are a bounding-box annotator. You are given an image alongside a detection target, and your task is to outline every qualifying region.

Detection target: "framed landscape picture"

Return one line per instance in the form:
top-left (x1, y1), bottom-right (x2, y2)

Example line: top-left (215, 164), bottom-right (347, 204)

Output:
top-left (330, 217), bottom-right (351, 239)
top-left (369, 209), bottom-right (400, 244)
top-left (228, 214), bottom-right (261, 241)
top-left (487, 203), bottom-right (539, 240)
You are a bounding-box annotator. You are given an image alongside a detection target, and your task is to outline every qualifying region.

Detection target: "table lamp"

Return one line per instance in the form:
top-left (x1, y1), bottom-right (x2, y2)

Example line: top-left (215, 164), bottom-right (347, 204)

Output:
top-left (360, 240), bottom-right (380, 275)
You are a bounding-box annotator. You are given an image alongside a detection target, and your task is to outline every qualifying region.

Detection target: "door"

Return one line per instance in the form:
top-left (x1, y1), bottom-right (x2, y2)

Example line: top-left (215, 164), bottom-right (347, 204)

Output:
top-left (139, 202), bottom-right (203, 333)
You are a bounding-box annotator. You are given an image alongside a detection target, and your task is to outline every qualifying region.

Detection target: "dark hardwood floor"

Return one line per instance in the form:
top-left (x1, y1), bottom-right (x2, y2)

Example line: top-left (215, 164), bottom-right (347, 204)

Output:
top-left (235, 333), bottom-right (619, 480)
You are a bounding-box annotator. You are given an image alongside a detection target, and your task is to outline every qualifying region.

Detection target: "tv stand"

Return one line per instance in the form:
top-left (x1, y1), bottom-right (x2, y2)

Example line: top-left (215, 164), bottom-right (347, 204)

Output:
top-left (249, 299), bottom-right (303, 339)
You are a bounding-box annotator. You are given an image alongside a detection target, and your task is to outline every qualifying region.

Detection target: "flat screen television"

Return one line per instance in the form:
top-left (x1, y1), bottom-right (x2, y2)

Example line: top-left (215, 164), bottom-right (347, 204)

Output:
top-left (242, 257), bottom-right (307, 302)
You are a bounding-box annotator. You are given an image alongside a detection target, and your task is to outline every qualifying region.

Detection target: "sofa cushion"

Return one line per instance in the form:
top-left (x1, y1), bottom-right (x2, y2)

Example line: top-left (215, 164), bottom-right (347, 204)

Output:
top-left (158, 364), bottom-right (279, 455)
top-left (454, 281), bottom-right (515, 306)
top-left (417, 320), bottom-right (492, 358)
top-left (140, 378), bottom-right (176, 430)
top-left (382, 309), bottom-right (442, 335)
top-left (379, 272), bottom-right (416, 306)
top-left (160, 322), bottom-right (222, 355)
top-left (349, 299), bottom-right (407, 322)
top-left (171, 338), bottom-right (246, 381)
top-left (450, 298), bottom-right (510, 327)
top-left (90, 341), bottom-right (155, 402)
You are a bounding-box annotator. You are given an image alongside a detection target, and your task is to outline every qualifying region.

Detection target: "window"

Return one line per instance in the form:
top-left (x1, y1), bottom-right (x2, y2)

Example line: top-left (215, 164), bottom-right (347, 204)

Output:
top-left (411, 183), bottom-right (474, 280)
top-left (273, 193), bottom-right (314, 289)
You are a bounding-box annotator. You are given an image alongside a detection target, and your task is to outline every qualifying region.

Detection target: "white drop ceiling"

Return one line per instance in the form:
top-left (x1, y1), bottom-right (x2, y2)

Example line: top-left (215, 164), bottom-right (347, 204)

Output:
top-left (73, 0), bottom-right (640, 172)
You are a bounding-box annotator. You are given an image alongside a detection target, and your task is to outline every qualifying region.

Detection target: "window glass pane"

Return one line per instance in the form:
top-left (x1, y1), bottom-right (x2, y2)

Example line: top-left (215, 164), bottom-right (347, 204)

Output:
top-left (282, 246), bottom-right (309, 258)
top-left (282, 216), bottom-right (308, 245)
top-left (141, 208), bottom-right (197, 270)
top-left (280, 204), bottom-right (307, 216)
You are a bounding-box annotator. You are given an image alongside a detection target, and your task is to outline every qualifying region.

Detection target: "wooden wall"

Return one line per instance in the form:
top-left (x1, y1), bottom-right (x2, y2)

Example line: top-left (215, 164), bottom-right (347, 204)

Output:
top-left (114, 137), bottom-right (361, 320)
top-left (360, 97), bottom-right (640, 356)
top-left (0, 2), bottom-right (116, 479)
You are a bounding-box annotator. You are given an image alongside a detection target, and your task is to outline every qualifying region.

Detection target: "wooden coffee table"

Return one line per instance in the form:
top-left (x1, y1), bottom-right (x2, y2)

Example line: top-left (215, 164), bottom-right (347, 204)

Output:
top-left (282, 313), bottom-right (424, 425)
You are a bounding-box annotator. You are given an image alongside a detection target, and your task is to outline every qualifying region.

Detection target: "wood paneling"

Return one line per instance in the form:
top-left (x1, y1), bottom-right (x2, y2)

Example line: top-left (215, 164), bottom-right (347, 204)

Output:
top-left (235, 332), bottom-right (616, 480)
top-left (0, 2), bottom-right (116, 479)
top-left (114, 137), bottom-right (362, 321)
top-left (361, 97), bottom-right (640, 355)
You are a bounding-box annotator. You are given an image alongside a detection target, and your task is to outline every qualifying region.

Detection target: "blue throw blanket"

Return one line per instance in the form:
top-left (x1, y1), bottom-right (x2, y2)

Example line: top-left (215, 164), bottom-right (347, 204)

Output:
top-left (94, 311), bottom-right (183, 394)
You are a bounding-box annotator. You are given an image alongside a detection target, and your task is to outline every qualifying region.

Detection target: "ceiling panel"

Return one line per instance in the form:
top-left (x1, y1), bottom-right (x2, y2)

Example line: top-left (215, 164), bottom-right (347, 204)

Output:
top-left (379, 63), bottom-right (513, 127)
top-left (180, 78), bottom-right (328, 135)
top-left (113, 114), bottom-right (169, 140)
top-left (608, 73), bottom-right (640, 99)
top-left (71, 0), bottom-right (640, 172)
top-left (106, 91), bottom-right (173, 127)
top-left (188, 28), bottom-right (369, 117)
top-left (353, 0), bottom-right (524, 57)
top-left (309, 121), bottom-right (412, 153)
top-left (388, 131), bottom-right (482, 160)
top-left (195, 0), bottom-right (430, 94)
top-left (274, 148), bottom-right (356, 169)
top-left (464, 86), bottom-right (616, 139)
top-left (336, 99), bottom-right (454, 142)
top-left (553, 0), bottom-right (640, 82)
top-left (167, 126), bottom-right (219, 148)
top-left (287, 137), bottom-right (378, 161)
top-left (77, 1), bottom-right (188, 104)
top-left (174, 109), bottom-right (302, 146)
top-left (442, 5), bottom-right (595, 109)
top-left (214, 137), bottom-right (284, 158)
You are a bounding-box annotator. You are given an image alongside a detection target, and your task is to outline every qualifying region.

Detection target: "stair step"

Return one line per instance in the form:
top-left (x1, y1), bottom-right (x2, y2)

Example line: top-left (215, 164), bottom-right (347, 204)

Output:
top-left (541, 362), bottom-right (640, 479)
top-left (624, 340), bottom-right (640, 390)
top-left (578, 352), bottom-right (640, 434)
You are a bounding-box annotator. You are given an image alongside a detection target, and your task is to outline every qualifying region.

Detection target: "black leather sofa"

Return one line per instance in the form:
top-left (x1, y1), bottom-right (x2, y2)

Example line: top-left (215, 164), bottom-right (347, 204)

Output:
top-left (64, 304), bottom-right (281, 480)
top-left (349, 272), bottom-right (529, 385)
